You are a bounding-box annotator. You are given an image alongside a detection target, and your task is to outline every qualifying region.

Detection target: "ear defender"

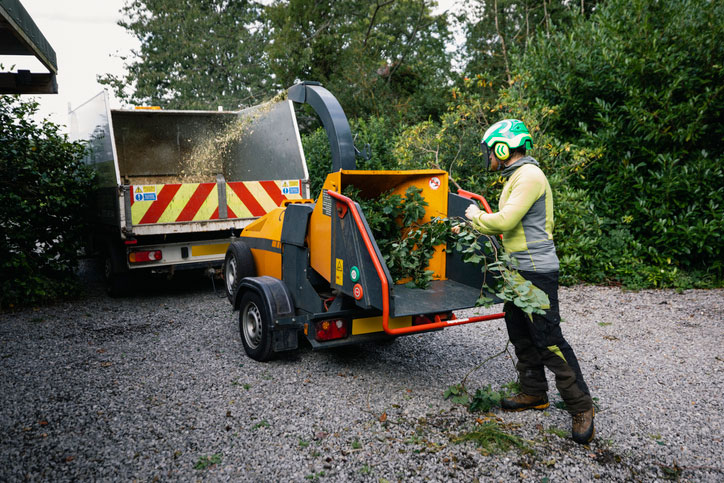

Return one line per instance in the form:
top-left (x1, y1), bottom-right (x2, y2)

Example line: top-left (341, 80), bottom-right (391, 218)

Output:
top-left (494, 142), bottom-right (510, 161)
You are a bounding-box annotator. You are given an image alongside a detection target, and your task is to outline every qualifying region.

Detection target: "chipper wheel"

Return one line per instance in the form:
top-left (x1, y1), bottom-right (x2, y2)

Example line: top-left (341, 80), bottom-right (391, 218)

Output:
top-left (239, 291), bottom-right (274, 362)
top-left (224, 241), bottom-right (255, 304)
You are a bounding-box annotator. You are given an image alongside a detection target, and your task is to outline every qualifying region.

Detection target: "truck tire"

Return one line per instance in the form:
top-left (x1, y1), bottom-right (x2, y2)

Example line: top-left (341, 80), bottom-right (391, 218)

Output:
top-left (103, 242), bottom-right (131, 297)
top-left (224, 241), bottom-right (255, 304)
top-left (239, 291), bottom-right (274, 362)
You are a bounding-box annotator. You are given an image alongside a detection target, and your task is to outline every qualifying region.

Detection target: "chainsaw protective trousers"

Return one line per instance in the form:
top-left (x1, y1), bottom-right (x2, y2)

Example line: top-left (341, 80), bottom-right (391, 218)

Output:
top-left (504, 270), bottom-right (593, 415)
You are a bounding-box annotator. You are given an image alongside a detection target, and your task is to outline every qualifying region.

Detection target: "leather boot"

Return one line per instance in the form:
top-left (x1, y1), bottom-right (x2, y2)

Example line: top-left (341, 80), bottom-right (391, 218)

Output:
top-left (501, 393), bottom-right (549, 411)
top-left (572, 407), bottom-right (595, 444)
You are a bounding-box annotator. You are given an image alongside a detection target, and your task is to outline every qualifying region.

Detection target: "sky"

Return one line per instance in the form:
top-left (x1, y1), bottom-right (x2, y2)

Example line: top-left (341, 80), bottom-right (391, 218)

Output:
top-left (2, 0), bottom-right (461, 132)
top-left (1, 0), bottom-right (139, 130)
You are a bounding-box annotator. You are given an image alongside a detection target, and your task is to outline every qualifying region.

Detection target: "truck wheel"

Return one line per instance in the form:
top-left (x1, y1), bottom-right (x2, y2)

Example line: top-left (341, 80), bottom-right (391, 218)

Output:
top-left (224, 241), bottom-right (255, 304)
top-left (103, 244), bottom-right (130, 297)
top-left (239, 291), bottom-right (274, 362)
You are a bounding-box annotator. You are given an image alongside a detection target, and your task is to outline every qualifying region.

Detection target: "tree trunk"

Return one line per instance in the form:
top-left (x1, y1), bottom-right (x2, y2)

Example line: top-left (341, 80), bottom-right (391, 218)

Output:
top-left (494, 0), bottom-right (512, 84)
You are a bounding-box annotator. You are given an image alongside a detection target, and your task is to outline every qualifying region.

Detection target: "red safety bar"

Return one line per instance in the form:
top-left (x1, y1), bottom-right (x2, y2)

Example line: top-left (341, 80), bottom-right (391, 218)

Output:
top-left (326, 190), bottom-right (505, 336)
top-left (457, 188), bottom-right (494, 214)
top-left (457, 188), bottom-right (504, 243)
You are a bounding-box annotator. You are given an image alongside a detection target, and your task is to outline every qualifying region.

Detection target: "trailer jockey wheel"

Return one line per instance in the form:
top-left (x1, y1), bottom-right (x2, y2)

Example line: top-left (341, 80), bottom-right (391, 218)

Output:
top-left (239, 291), bottom-right (274, 362)
top-left (224, 241), bottom-right (255, 304)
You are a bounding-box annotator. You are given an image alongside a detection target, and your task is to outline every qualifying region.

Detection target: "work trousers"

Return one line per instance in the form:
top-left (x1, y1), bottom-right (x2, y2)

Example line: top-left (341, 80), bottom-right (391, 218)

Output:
top-left (505, 270), bottom-right (593, 415)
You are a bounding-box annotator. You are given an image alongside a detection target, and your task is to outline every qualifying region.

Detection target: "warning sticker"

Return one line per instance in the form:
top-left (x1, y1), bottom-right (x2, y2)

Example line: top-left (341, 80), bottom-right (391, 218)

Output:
top-left (133, 185), bottom-right (157, 202)
top-left (335, 258), bottom-right (344, 285)
top-left (281, 180), bottom-right (301, 195)
top-left (429, 176), bottom-right (441, 190)
top-left (322, 190), bottom-right (332, 216)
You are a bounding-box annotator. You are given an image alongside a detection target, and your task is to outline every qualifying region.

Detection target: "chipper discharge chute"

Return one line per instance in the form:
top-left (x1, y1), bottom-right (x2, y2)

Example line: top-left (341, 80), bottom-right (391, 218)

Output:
top-left (223, 82), bottom-right (504, 361)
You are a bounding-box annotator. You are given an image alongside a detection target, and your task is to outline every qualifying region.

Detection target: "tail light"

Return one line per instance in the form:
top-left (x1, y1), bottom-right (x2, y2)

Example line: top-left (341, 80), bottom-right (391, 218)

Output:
top-left (315, 319), bottom-right (348, 341)
top-left (129, 250), bottom-right (163, 263)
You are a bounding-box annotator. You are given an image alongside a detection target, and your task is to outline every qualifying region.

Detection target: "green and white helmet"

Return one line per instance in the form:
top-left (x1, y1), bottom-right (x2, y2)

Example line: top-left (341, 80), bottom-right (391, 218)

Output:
top-left (481, 119), bottom-right (533, 169)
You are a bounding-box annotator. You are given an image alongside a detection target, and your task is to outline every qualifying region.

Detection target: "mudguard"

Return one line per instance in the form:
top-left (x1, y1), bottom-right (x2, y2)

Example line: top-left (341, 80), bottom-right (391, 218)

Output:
top-left (235, 275), bottom-right (297, 352)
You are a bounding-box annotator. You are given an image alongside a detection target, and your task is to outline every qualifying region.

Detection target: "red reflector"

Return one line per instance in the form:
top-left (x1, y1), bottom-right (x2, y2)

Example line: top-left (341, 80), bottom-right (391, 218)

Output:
top-left (129, 250), bottom-right (162, 263)
top-left (413, 314), bottom-right (433, 326)
top-left (315, 319), bottom-right (348, 341)
top-left (412, 312), bottom-right (453, 326)
top-left (124, 239), bottom-right (138, 245)
top-left (352, 283), bottom-right (363, 300)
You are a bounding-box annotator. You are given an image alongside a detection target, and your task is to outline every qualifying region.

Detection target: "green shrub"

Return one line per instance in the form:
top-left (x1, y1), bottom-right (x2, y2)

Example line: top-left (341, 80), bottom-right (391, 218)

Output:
top-left (514, 0), bottom-right (724, 283)
top-left (301, 115), bottom-right (400, 197)
top-left (0, 95), bottom-right (94, 309)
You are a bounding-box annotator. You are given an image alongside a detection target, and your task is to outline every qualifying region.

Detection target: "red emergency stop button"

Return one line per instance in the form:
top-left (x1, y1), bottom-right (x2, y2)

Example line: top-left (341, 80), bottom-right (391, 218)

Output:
top-left (353, 283), bottom-right (364, 300)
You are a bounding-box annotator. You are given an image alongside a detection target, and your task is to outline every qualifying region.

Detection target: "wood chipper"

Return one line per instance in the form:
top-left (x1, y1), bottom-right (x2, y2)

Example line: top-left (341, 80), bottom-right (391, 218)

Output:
top-left (223, 82), bottom-right (504, 361)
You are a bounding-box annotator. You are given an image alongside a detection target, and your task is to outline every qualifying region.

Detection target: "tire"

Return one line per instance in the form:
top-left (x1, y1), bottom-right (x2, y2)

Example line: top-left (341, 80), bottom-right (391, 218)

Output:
top-left (224, 241), bottom-right (255, 304)
top-left (103, 243), bottom-right (130, 297)
top-left (239, 291), bottom-right (274, 362)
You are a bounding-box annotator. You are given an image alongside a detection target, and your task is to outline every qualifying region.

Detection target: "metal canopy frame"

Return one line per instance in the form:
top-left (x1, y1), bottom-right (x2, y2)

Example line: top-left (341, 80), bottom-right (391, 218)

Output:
top-left (0, 0), bottom-right (57, 94)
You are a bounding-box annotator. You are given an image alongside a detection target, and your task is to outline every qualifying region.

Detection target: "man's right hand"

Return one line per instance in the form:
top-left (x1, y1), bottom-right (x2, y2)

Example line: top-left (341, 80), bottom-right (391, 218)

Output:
top-left (465, 204), bottom-right (482, 220)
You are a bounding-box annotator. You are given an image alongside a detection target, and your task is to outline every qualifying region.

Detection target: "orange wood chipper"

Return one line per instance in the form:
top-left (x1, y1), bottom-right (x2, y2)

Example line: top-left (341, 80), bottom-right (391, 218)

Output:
top-left (223, 82), bottom-right (504, 361)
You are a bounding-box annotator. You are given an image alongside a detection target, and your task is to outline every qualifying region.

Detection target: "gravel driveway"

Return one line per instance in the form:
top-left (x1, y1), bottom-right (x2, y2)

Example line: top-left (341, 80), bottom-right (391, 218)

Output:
top-left (1, 263), bottom-right (722, 481)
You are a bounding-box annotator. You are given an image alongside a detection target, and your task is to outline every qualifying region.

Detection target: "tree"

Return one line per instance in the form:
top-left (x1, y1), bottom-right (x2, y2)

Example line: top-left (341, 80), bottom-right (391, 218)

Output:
top-left (514, 0), bottom-right (724, 283)
top-left (460, 0), bottom-right (586, 98)
top-left (0, 95), bottom-right (94, 308)
top-left (265, 0), bottom-right (453, 122)
top-left (100, 0), bottom-right (272, 110)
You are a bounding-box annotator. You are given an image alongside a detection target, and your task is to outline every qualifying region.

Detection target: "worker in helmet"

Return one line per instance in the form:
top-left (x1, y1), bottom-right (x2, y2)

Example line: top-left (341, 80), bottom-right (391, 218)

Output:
top-left (463, 119), bottom-right (595, 444)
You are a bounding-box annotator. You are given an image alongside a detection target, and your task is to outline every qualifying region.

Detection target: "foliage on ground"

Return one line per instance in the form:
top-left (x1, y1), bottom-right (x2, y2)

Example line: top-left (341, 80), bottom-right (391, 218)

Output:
top-left (445, 380), bottom-right (521, 414)
top-left (193, 453), bottom-right (222, 470)
top-left (0, 96), bottom-right (94, 309)
top-left (454, 419), bottom-right (533, 456)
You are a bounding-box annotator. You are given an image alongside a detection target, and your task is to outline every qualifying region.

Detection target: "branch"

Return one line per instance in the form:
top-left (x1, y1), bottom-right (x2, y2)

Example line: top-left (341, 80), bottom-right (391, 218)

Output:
top-left (364, 0), bottom-right (397, 48)
top-left (493, 0), bottom-right (512, 84)
top-left (308, 17), bottom-right (333, 42)
top-left (387, 0), bottom-right (427, 84)
top-left (461, 341), bottom-right (511, 389)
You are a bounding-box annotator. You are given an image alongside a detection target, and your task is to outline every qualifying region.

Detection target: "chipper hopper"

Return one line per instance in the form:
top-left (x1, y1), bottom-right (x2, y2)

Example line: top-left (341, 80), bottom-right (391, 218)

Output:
top-left (223, 82), bottom-right (504, 361)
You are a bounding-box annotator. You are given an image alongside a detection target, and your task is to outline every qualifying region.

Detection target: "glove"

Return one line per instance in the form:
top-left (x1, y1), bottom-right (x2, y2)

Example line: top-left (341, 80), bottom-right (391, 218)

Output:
top-left (465, 204), bottom-right (482, 220)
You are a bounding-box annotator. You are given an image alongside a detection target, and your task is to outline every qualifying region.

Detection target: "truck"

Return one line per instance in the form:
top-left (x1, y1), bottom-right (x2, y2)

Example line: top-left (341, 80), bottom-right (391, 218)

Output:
top-left (223, 82), bottom-right (505, 361)
top-left (70, 91), bottom-right (310, 295)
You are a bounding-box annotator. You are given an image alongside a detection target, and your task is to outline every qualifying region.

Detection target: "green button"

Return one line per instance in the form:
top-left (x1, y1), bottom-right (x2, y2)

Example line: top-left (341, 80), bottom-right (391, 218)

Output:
top-left (350, 266), bottom-right (360, 282)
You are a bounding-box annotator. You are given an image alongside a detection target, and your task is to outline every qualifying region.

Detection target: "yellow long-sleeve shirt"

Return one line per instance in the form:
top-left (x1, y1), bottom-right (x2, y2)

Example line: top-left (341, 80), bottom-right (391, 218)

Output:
top-left (471, 157), bottom-right (559, 272)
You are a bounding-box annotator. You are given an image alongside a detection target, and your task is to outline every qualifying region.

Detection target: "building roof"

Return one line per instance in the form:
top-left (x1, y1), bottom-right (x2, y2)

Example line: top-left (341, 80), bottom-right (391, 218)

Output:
top-left (0, 0), bottom-right (57, 94)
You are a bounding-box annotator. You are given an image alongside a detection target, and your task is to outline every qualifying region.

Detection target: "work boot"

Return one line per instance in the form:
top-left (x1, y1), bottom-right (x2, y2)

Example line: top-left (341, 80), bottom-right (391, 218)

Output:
top-left (572, 407), bottom-right (595, 444)
top-left (501, 393), bottom-right (549, 411)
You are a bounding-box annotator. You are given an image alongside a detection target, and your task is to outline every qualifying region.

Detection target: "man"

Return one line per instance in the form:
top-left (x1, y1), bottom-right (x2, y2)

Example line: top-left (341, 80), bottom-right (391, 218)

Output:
top-left (463, 119), bottom-right (595, 444)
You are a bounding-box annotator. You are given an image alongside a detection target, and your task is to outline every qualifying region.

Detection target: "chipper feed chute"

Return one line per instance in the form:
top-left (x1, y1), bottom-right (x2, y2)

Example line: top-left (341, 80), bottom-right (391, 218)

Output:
top-left (309, 169), bottom-right (504, 336)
